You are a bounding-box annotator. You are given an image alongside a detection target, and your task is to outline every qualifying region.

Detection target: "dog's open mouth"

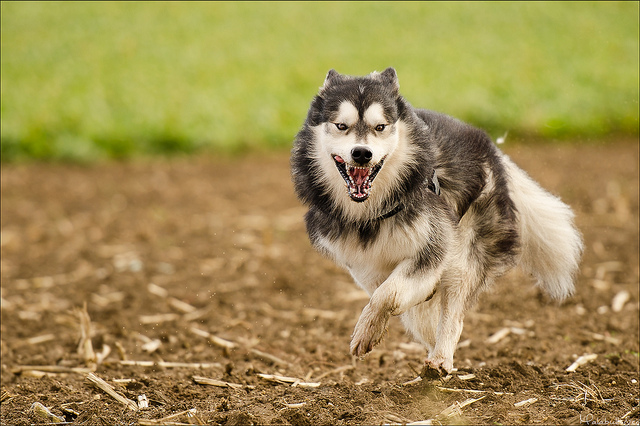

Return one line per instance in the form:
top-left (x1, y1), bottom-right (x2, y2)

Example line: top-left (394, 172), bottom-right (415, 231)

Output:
top-left (333, 155), bottom-right (385, 202)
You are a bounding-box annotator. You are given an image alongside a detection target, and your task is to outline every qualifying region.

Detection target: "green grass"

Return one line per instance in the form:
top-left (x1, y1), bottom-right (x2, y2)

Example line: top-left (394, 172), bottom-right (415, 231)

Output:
top-left (1, 2), bottom-right (638, 161)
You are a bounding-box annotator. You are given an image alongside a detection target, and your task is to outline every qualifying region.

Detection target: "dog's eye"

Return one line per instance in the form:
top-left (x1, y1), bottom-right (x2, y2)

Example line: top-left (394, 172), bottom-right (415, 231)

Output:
top-left (334, 123), bottom-right (348, 131)
top-left (375, 124), bottom-right (386, 132)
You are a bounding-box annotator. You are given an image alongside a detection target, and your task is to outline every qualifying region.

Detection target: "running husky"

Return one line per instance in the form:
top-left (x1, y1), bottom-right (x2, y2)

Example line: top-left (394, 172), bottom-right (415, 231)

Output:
top-left (290, 68), bottom-right (583, 377)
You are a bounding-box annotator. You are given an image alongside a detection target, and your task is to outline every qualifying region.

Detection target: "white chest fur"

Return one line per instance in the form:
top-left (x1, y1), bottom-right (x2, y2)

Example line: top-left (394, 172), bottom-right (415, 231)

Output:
top-left (316, 215), bottom-right (436, 295)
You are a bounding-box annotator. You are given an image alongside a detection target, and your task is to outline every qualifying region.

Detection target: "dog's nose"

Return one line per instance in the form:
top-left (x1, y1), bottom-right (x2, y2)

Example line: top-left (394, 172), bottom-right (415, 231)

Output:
top-left (351, 146), bottom-right (373, 165)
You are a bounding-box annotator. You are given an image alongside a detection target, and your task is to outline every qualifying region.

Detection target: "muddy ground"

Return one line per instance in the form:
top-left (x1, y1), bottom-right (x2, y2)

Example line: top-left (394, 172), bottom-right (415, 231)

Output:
top-left (1, 141), bottom-right (639, 425)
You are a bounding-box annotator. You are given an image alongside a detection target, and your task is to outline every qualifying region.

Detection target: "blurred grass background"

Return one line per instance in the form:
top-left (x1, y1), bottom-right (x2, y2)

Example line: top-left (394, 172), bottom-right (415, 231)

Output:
top-left (1, 1), bottom-right (638, 161)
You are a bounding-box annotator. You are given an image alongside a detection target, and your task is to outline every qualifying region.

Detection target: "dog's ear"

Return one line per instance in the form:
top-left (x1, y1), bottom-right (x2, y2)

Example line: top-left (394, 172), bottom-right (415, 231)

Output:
top-left (380, 67), bottom-right (400, 92)
top-left (320, 69), bottom-right (341, 92)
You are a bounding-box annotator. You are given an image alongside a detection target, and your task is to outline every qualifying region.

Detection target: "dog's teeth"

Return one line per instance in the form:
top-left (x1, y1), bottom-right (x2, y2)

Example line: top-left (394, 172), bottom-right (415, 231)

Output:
top-left (334, 156), bottom-right (386, 201)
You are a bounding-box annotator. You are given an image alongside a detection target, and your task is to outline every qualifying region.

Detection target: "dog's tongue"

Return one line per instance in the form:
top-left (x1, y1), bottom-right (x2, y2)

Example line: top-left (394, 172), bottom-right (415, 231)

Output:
top-left (350, 168), bottom-right (368, 186)
top-left (349, 168), bottom-right (370, 196)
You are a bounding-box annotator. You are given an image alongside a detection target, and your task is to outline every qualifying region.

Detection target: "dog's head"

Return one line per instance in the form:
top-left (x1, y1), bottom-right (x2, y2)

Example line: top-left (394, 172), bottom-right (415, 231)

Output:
top-left (307, 68), bottom-right (404, 203)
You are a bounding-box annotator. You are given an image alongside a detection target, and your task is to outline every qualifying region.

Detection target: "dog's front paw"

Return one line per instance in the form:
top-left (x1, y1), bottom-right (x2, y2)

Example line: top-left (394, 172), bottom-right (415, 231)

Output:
top-left (350, 303), bottom-right (390, 358)
top-left (420, 358), bottom-right (453, 379)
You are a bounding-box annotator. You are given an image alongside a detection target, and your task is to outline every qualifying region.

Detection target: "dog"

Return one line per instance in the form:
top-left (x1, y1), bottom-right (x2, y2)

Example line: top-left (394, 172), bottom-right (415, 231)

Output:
top-left (290, 68), bottom-right (583, 377)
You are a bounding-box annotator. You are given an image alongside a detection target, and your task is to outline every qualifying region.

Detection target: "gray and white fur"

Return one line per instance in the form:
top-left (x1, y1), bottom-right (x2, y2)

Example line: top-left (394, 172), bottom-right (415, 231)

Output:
top-left (290, 68), bottom-right (583, 376)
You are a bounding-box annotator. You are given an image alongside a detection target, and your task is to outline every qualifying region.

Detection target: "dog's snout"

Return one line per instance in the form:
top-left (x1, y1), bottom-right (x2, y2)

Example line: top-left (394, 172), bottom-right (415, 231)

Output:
top-left (351, 146), bottom-right (373, 165)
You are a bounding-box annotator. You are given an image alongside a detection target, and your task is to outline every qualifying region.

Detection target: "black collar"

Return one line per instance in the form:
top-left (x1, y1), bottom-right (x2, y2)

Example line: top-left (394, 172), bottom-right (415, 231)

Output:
top-left (376, 169), bottom-right (440, 221)
top-left (376, 204), bottom-right (404, 221)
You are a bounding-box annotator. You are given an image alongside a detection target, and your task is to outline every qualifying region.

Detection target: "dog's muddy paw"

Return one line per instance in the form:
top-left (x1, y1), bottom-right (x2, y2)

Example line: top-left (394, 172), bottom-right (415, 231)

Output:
top-left (349, 338), bottom-right (373, 358)
top-left (350, 324), bottom-right (384, 358)
top-left (420, 359), bottom-right (450, 380)
top-left (350, 304), bottom-right (389, 357)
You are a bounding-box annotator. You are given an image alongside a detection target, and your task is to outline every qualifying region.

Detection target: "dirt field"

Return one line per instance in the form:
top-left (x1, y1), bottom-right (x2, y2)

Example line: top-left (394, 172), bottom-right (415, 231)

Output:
top-left (1, 141), bottom-right (638, 425)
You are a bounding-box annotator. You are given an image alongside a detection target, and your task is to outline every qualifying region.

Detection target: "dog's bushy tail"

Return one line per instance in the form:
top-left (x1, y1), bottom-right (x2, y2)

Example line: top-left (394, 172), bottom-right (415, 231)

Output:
top-left (503, 155), bottom-right (584, 300)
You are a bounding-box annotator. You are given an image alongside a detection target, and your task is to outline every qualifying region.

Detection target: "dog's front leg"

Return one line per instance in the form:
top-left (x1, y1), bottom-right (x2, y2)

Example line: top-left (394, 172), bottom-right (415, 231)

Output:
top-left (421, 292), bottom-right (464, 378)
top-left (422, 270), bottom-right (472, 378)
top-left (350, 260), bottom-right (444, 357)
